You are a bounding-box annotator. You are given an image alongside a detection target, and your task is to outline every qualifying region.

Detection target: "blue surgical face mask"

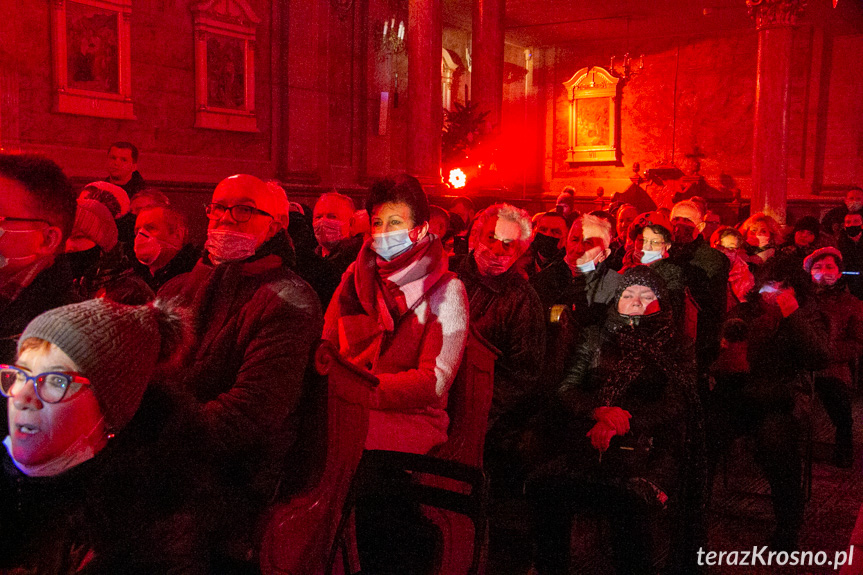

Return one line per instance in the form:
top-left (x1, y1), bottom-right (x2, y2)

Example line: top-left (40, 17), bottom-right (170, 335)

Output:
top-left (640, 250), bottom-right (664, 265)
top-left (576, 260), bottom-right (596, 274)
top-left (371, 229), bottom-right (414, 261)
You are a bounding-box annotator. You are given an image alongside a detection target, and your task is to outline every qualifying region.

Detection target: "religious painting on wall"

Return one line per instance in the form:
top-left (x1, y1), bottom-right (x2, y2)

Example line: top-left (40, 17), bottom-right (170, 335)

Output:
top-left (192, 0), bottom-right (260, 133)
top-left (562, 66), bottom-right (620, 164)
top-left (206, 35), bottom-right (246, 109)
top-left (51, 0), bottom-right (135, 119)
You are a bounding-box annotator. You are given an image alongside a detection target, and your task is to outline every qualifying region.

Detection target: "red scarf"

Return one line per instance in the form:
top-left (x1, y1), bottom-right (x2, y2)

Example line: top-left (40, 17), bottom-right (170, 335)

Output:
top-left (336, 234), bottom-right (449, 366)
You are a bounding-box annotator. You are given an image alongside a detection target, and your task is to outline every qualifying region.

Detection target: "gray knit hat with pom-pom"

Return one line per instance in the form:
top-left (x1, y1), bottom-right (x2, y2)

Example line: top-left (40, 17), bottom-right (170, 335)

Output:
top-left (18, 298), bottom-right (188, 432)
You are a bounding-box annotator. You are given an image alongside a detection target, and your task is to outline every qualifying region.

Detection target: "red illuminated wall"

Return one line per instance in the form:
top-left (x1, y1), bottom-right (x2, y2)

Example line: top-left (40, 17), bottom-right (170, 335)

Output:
top-left (498, 7), bottom-right (863, 214)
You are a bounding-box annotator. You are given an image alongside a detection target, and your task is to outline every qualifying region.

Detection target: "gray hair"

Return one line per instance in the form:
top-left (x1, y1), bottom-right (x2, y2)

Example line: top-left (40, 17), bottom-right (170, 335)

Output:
top-left (573, 213), bottom-right (613, 249)
top-left (477, 203), bottom-right (533, 245)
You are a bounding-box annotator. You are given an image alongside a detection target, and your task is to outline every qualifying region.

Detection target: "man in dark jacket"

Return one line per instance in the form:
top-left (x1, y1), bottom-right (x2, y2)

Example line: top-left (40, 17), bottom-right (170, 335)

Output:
top-left (159, 174), bottom-right (323, 566)
top-left (668, 200), bottom-right (730, 377)
top-left (531, 213), bottom-right (621, 329)
top-left (105, 142), bottom-right (146, 249)
top-left (106, 141), bottom-right (146, 198)
top-left (311, 192), bottom-right (362, 307)
top-left (838, 212), bottom-right (863, 299)
top-left (455, 204), bottom-right (546, 480)
top-left (822, 187), bottom-right (863, 237)
top-left (454, 203), bottom-right (546, 572)
top-left (0, 153), bottom-right (77, 363)
top-left (133, 206), bottom-right (199, 292)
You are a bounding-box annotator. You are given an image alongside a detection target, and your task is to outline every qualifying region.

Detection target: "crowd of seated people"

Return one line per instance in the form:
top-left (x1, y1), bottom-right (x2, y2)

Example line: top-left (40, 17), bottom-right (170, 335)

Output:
top-left (3, 148), bottom-right (863, 574)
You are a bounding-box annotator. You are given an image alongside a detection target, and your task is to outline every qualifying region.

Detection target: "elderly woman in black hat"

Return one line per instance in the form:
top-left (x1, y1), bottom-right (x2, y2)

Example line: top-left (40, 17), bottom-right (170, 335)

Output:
top-left (529, 265), bottom-right (705, 575)
top-left (0, 298), bottom-right (212, 574)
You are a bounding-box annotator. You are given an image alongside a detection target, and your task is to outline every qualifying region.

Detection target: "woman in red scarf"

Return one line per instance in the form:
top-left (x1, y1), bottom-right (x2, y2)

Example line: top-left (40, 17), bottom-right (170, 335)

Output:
top-left (322, 174), bottom-right (468, 455)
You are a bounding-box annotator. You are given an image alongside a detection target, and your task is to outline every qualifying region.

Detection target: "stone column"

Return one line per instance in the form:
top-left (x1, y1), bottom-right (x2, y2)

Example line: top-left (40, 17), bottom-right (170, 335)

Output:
top-left (748, 0), bottom-right (805, 224)
top-left (471, 0), bottom-right (505, 133)
top-left (407, 0), bottom-right (442, 185)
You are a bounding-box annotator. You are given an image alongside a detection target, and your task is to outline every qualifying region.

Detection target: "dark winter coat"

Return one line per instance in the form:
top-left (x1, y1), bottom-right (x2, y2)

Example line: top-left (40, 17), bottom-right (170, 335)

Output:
top-left (838, 233), bottom-right (863, 299)
top-left (0, 258), bottom-right (76, 364)
top-left (0, 383), bottom-right (213, 575)
top-left (315, 234), bottom-right (363, 308)
top-left (158, 232), bottom-right (323, 528)
top-left (530, 258), bottom-right (621, 328)
top-left (557, 306), bottom-right (699, 498)
top-left (553, 300), bottom-right (707, 570)
top-left (727, 299), bottom-right (830, 410)
top-left (667, 237), bottom-right (730, 369)
top-left (455, 254), bottom-right (547, 447)
top-left (804, 284), bottom-right (863, 385)
top-left (136, 242), bottom-right (201, 293)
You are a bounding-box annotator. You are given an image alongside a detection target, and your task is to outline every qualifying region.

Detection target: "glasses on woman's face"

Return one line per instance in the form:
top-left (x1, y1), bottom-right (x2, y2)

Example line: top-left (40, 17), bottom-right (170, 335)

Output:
top-left (0, 365), bottom-right (91, 404)
top-left (641, 238), bottom-right (666, 250)
top-left (205, 203), bottom-right (273, 223)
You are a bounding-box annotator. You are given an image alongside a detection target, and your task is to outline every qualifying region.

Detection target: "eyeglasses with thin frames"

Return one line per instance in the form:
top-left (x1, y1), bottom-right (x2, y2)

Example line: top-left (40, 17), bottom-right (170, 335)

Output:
top-left (205, 203), bottom-right (273, 223)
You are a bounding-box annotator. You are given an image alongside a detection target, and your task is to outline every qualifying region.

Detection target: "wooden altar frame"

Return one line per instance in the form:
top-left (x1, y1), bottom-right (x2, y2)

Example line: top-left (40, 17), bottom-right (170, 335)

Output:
top-left (562, 66), bottom-right (620, 164)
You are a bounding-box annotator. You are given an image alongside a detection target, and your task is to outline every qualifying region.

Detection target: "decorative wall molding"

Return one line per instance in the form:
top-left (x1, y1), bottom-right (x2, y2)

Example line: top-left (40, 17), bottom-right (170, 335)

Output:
top-left (746, 0), bottom-right (806, 29)
top-left (441, 48), bottom-right (460, 111)
top-left (191, 0), bottom-right (260, 132)
top-left (50, 0), bottom-right (135, 120)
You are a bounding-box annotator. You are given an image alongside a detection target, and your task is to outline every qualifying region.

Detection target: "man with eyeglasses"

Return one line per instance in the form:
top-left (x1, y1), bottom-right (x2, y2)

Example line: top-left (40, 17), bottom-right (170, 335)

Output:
top-left (0, 153), bottom-right (77, 364)
top-left (158, 174), bottom-right (322, 568)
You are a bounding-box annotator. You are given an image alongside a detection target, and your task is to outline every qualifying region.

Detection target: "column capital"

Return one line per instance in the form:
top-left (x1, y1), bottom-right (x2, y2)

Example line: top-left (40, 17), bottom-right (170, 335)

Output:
top-left (746, 0), bottom-right (806, 30)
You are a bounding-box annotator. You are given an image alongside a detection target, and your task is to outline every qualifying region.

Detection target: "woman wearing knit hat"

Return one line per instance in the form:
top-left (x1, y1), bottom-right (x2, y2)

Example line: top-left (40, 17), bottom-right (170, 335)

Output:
top-left (801, 247), bottom-right (862, 467)
top-left (529, 266), bottom-right (705, 575)
top-left (0, 298), bottom-right (212, 573)
top-left (619, 211), bottom-right (692, 339)
top-left (63, 198), bottom-right (151, 303)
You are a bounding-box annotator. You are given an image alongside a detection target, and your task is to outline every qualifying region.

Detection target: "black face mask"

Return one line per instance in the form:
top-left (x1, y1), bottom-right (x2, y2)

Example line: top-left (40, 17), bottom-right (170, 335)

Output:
top-left (533, 232), bottom-right (562, 260)
top-left (63, 246), bottom-right (101, 278)
top-left (846, 226), bottom-right (862, 237)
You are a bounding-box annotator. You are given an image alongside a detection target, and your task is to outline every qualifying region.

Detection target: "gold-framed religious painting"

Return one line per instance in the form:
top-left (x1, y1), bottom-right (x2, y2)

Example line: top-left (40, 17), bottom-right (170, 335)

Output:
top-left (562, 66), bottom-right (620, 164)
top-left (192, 0), bottom-right (260, 133)
top-left (50, 0), bottom-right (135, 119)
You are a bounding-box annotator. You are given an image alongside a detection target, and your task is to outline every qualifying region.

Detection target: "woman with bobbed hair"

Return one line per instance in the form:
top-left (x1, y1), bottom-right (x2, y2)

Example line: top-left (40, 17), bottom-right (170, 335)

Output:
top-left (323, 174), bottom-right (469, 575)
top-left (0, 298), bottom-right (213, 574)
top-left (323, 173), bottom-right (469, 454)
top-left (739, 212), bottom-right (783, 266)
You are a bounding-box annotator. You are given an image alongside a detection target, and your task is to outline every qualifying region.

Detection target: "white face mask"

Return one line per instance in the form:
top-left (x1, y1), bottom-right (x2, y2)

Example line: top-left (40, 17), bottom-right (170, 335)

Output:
top-left (205, 229), bottom-right (259, 265)
top-left (564, 250), bottom-right (597, 275)
top-left (0, 227), bottom-right (43, 270)
top-left (371, 229), bottom-right (414, 261)
top-left (134, 230), bottom-right (179, 266)
top-left (4, 417), bottom-right (106, 477)
top-left (640, 250), bottom-right (664, 265)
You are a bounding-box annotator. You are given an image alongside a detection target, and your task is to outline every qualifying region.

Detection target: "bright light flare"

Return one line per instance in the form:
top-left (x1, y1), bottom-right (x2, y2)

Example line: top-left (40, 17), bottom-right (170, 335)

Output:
top-left (448, 168), bottom-right (467, 189)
